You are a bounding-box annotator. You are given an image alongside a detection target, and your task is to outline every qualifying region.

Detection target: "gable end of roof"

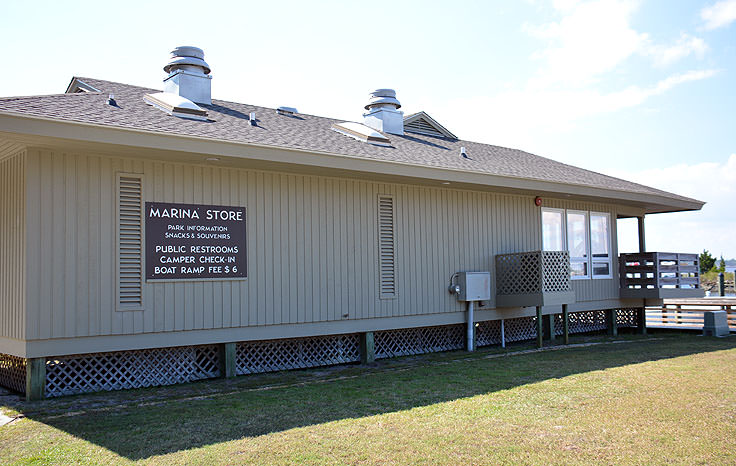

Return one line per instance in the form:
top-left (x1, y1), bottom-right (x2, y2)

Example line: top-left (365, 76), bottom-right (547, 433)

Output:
top-left (403, 111), bottom-right (457, 139)
top-left (65, 77), bottom-right (102, 94)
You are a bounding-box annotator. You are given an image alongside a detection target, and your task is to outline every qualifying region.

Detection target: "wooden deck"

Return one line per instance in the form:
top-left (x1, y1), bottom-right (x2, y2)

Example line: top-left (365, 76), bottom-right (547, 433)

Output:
top-left (646, 297), bottom-right (736, 331)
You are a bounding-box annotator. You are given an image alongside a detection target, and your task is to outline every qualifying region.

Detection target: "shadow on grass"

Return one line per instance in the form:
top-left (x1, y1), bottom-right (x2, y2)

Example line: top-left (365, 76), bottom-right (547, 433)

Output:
top-left (4, 333), bottom-right (736, 460)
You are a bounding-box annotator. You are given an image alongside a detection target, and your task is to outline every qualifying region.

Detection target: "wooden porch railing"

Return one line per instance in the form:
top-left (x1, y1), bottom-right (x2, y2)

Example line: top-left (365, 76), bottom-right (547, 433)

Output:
top-left (645, 298), bottom-right (736, 331)
top-left (619, 252), bottom-right (703, 299)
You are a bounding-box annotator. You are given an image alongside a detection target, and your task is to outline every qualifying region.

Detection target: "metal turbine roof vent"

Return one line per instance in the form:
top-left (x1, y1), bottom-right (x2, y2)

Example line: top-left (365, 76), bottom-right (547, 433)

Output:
top-left (163, 46), bottom-right (212, 105)
top-left (164, 46), bottom-right (211, 75)
top-left (363, 88), bottom-right (404, 135)
top-left (364, 89), bottom-right (401, 111)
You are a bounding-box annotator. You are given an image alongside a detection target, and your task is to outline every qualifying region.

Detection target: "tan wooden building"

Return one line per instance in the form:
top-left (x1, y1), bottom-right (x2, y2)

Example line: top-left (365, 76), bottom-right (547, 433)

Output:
top-left (0, 47), bottom-right (704, 399)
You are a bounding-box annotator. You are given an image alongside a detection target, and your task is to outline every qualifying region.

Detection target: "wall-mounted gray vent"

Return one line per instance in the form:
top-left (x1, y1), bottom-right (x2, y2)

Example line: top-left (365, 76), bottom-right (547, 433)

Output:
top-left (378, 194), bottom-right (397, 299)
top-left (117, 174), bottom-right (144, 311)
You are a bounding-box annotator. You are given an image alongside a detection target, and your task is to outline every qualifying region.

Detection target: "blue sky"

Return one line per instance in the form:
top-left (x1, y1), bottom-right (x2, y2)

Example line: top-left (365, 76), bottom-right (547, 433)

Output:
top-left (3, 0), bottom-right (735, 257)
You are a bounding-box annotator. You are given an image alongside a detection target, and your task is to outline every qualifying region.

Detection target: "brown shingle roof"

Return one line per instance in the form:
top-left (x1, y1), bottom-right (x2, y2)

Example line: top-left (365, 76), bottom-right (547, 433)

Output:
top-left (0, 77), bottom-right (699, 205)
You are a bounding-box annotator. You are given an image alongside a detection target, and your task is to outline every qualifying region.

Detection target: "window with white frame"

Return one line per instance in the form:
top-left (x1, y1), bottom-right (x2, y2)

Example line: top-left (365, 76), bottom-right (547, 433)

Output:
top-left (590, 212), bottom-right (612, 278)
top-left (542, 208), bottom-right (565, 251)
top-left (566, 210), bottom-right (589, 279)
top-left (541, 208), bottom-right (613, 280)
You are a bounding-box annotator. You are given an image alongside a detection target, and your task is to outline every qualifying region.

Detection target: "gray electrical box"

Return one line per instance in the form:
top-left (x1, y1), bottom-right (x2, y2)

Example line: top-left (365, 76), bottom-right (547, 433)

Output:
top-left (457, 271), bottom-right (491, 301)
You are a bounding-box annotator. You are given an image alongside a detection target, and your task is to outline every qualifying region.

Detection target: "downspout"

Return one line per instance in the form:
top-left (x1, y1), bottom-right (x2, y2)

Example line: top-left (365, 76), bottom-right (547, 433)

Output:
top-left (501, 319), bottom-right (505, 348)
top-left (467, 301), bottom-right (475, 352)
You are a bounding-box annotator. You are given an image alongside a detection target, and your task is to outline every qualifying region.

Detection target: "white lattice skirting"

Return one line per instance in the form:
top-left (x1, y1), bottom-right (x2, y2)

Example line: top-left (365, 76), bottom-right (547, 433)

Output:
top-left (555, 310), bottom-right (606, 335)
top-left (374, 324), bottom-right (465, 358)
top-left (235, 333), bottom-right (360, 375)
top-left (553, 309), bottom-right (640, 335)
top-left (504, 316), bottom-right (539, 342)
top-left (476, 320), bottom-right (503, 347)
top-left (1, 309), bottom-right (640, 398)
top-left (616, 308), bottom-right (640, 328)
top-left (0, 353), bottom-right (26, 395)
top-left (45, 345), bottom-right (221, 398)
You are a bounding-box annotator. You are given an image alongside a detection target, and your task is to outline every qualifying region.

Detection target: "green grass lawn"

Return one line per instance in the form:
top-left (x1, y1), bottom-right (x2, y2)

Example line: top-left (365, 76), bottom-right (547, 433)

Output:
top-left (1, 333), bottom-right (735, 465)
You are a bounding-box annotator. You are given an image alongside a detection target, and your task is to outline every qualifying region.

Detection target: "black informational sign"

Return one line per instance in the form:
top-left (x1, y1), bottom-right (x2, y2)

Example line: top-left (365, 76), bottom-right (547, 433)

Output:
top-left (145, 202), bottom-right (247, 280)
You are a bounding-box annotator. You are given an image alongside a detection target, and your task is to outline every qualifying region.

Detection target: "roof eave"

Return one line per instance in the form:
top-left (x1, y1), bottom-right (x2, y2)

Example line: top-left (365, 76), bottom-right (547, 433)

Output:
top-left (0, 111), bottom-right (703, 214)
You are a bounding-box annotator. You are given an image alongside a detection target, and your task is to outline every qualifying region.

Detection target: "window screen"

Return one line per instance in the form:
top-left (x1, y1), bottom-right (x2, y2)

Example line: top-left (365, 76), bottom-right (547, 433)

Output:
top-left (542, 208), bottom-right (565, 251)
top-left (567, 210), bottom-right (589, 278)
top-left (590, 212), bottom-right (612, 278)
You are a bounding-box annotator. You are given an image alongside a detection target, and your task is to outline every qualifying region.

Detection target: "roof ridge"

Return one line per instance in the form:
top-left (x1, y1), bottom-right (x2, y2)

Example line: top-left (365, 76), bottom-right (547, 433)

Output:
top-left (69, 78), bottom-right (462, 136)
top-left (0, 91), bottom-right (102, 101)
top-left (75, 77), bottom-right (159, 94)
top-left (83, 77), bottom-right (353, 123)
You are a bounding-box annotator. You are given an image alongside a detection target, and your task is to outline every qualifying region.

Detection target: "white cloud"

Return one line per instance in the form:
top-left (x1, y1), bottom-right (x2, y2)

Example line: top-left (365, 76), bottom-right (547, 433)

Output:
top-left (526, 0), bottom-right (708, 86)
top-left (551, 0), bottom-right (583, 10)
top-left (437, 1), bottom-right (716, 149)
top-left (650, 69), bottom-right (718, 93)
top-left (437, 69), bottom-right (716, 149)
top-left (611, 154), bottom-right (736, 259)
top-left (643, 33), bottom-right (708, 67)
top-left (701, 0), bottom-right (736, 30)
top-left (525, 0), bottom-right (645, 86)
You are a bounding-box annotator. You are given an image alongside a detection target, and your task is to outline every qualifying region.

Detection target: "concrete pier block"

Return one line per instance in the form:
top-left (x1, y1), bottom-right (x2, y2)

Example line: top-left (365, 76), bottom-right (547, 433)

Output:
top-left (703, 311), bottom-right (729, 337)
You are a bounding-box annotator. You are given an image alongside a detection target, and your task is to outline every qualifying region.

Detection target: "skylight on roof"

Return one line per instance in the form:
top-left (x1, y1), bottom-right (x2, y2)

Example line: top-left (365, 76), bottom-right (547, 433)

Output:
top-left (332, 122), bottom-right (390, 147)
top-left (143, 92), bottom-right (208, 121)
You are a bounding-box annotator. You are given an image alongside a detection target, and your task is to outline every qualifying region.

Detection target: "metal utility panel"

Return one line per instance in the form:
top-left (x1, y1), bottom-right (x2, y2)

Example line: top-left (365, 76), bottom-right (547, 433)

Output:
top-left (457, 272), bottom-right (491, 301)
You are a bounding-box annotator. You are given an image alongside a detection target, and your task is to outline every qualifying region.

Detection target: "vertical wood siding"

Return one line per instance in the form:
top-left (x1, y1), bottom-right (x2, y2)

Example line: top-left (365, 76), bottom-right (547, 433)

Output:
top-left (23, 149), bottom-right (624, 341)
top-left (0, 152), bottom-right (26, 340)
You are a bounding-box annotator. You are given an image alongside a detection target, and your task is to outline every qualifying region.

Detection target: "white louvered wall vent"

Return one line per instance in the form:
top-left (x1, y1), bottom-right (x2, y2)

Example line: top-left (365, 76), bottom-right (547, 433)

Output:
top-left (117, 174), bottom-right (144, 311)
top-left (378, 194), bottom-right (397, 299)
